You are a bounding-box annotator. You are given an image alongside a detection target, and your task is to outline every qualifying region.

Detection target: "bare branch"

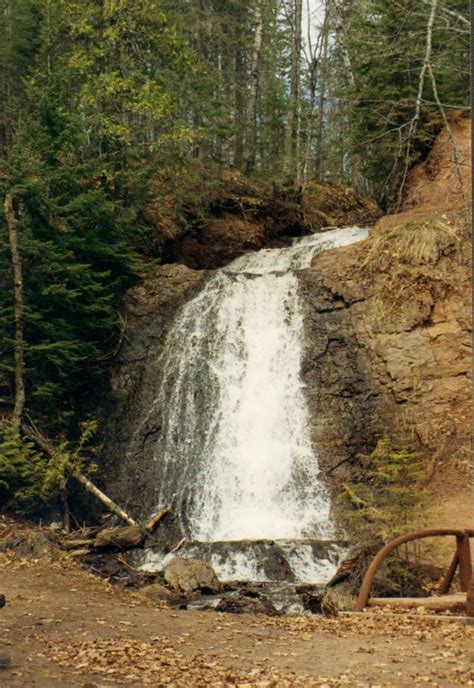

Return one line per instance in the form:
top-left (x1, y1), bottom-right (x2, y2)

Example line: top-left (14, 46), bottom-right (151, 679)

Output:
top-left (396, 0), bottom-right (438, 209)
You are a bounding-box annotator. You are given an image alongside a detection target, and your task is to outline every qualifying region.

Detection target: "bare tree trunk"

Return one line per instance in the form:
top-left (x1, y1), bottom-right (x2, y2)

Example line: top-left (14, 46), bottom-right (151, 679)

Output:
top-left (425, 10), bottom-right (467, 208)
top-left (333, 0), bottom-right (367, 188)
top-left (61, 490), bottom-right (71, 533)
top-left (302, 0), bottom-right (324, 184)
top-left (396, 0), bottom-right (438, 209)
top-left (4, 193), bottom-right (25, 431)
top-left (74, 470), bottom-right (139, 527)
top-left (285, 0), bottom-right (303, 185)
top-left (245, 1), bottom-right (263, 173)
top-left (333, 0), bottom-right (356, 88)
top-left (421, 0), bottom-right (470, 28)
top-left (233, 41), bottom-right (245, 169)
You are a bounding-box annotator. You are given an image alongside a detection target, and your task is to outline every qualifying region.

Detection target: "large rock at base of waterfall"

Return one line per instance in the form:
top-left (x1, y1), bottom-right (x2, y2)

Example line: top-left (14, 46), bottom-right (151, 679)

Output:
top-left (94, 525), bottom-right (145, 550)
top-left (163, 558), bottom-right (221, 594)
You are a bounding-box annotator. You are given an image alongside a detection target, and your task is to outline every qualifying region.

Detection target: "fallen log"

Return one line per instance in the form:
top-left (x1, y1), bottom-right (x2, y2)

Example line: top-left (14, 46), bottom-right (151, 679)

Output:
top-left (368, 593), bottom-right (466, 613)
top-left (22, 422), bottom-right (139, 528)
top-left (73, 470), bottom-right (139, 528)
top-left (94, 524), bottom-right (145, 550)
top-left (145, 507), bottom-right (170, 532)
top-left (60, 539), bottom-right (95, 550)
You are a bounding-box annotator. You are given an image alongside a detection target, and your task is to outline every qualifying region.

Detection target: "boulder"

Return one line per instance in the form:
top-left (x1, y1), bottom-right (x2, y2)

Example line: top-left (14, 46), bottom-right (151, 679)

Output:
top-left (0, 652), bottom-right (11, 670)
top-left (140, 582), bottom-right (184, 607)
top-left (94, 524), bottom-right (145, 550)
top-left (215, 594), bottom-right (278, 616)
top-left (296, 584), bottom-right (325, 614)
top-left (163, 557), bottom-right (221, 594)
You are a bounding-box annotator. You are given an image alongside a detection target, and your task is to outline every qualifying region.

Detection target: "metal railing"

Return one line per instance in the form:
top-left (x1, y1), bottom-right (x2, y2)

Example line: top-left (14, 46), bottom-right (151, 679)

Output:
top-left (356, 528), bottom-right (474, 615)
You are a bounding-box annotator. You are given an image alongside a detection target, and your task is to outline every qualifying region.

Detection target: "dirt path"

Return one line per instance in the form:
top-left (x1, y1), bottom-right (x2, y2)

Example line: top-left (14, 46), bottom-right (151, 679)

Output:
top-left (0, 555), bottom-right (472, 687)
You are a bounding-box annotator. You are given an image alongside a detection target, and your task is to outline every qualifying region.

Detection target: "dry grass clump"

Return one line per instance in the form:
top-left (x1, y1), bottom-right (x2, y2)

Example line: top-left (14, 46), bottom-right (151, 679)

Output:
top-left (359, 211), bottom-right (471, 322)
top-left (361, 216), bottom-right (464, 272)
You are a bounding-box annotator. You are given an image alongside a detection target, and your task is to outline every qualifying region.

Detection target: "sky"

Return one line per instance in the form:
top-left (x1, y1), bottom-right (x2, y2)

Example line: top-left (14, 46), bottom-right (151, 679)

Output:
top-left (301, 0), bottom-right (326, 50)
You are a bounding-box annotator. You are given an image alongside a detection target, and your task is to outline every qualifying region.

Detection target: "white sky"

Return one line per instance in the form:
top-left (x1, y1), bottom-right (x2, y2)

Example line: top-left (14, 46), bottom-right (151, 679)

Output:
top-left (302, 0), bottom-right (326, 50)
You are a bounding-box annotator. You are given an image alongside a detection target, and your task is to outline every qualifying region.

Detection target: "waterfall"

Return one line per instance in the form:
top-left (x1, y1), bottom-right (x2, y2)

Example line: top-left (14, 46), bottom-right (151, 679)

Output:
top-left (138, 226), bottom-right (368, 581)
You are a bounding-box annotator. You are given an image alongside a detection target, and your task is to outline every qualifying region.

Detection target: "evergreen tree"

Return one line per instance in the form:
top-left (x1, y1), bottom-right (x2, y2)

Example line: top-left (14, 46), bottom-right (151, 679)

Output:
top-left (0, 0), bottom-right (195, 435)
top-left (326, 0), bottom-right (470, 205)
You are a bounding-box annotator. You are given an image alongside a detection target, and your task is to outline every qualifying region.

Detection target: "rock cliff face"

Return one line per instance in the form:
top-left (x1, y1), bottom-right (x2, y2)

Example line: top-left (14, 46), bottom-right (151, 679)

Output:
top-left (99, 264), bottom-right (208, 513)
top-left (99, 125), bottom-right (471, 526)
top-left (300, 213), bottom-right (471, 486)
top-left (299, 111), bottom-right (471, 520)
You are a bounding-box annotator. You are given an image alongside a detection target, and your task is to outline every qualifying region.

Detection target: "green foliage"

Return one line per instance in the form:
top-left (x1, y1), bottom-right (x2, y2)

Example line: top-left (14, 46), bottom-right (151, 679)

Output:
top-left (338, 437), bottom-right (430, 547)
top-left (339, 0), bottom-right (470, 205)
top-left (0, 0), bottom-right (469, 515)
top-left (0, 422), bottom-right (46, 512)
top-left (0, 419), bottom-right (97, 512)
top-left (333, 437), bottom-right (438, 598)
top-left (42, 420), bottom-right (98, 498)
top-left (0, 0), bottom-right (197, 434)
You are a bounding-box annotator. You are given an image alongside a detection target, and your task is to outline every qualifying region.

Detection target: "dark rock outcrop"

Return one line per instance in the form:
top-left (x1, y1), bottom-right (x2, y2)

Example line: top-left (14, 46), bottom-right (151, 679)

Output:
top-left (156, 172), bottom-right (380, 271)
top-left (98, 263), bottom-right (207, 517)
top-left (215, 593), bottom-right (278, 616)
top-left (97, 127), bottom-right (471, 532)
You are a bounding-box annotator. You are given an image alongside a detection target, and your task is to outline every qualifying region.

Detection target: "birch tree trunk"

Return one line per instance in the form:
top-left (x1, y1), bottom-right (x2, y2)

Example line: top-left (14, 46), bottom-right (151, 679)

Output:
top-left (73, 470), bottom-right (139, 527)
top-left (233, 41), bottom-right (245, 169)
top-left (333, 0), bottom-right (356, 88)
top-left (285, 0), bottom-right (303, 185)
top-left (4, 193), bottom-right (25, 431)
top-left (22, 421), bottom-right (140, 528)
top-left (245, 1), bottom-right (263, 173)
top-left (396, 0), bottom-right (438, 208)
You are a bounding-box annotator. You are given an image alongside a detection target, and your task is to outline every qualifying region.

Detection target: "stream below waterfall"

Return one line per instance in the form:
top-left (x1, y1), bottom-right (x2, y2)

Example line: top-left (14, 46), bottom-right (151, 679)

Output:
top-left (135, 226), bottom-right (369, 585)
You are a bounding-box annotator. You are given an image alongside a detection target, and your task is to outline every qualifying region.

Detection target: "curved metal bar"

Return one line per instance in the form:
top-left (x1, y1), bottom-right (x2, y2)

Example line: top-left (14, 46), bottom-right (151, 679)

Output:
top-left (355, 528), bottom-right (474, 611)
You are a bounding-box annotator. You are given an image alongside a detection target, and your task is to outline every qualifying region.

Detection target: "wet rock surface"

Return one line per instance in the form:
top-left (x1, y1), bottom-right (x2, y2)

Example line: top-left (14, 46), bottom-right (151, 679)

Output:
top-left (97, 130), bottom-right (471, 532)
top-left (215, 593), bottom-right (279, 616)
top-left (98, 213), bottom-right (471, 527)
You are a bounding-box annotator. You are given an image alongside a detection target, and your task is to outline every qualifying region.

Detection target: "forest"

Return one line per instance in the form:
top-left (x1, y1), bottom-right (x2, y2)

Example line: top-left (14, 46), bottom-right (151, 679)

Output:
top-left (0, 2), bottom-right (469, 494)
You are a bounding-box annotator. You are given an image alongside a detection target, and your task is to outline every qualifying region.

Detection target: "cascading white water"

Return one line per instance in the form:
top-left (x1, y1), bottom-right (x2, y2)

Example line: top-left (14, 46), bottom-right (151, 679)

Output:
top-left (142, 226), bottom-right (368, 554)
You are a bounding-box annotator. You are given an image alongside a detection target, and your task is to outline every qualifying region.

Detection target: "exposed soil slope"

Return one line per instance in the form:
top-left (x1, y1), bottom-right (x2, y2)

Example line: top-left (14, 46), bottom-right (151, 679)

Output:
top-left (146, 171), bottom-right (380, 270)
top-left (377, 109), bottom-right (471, 231)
